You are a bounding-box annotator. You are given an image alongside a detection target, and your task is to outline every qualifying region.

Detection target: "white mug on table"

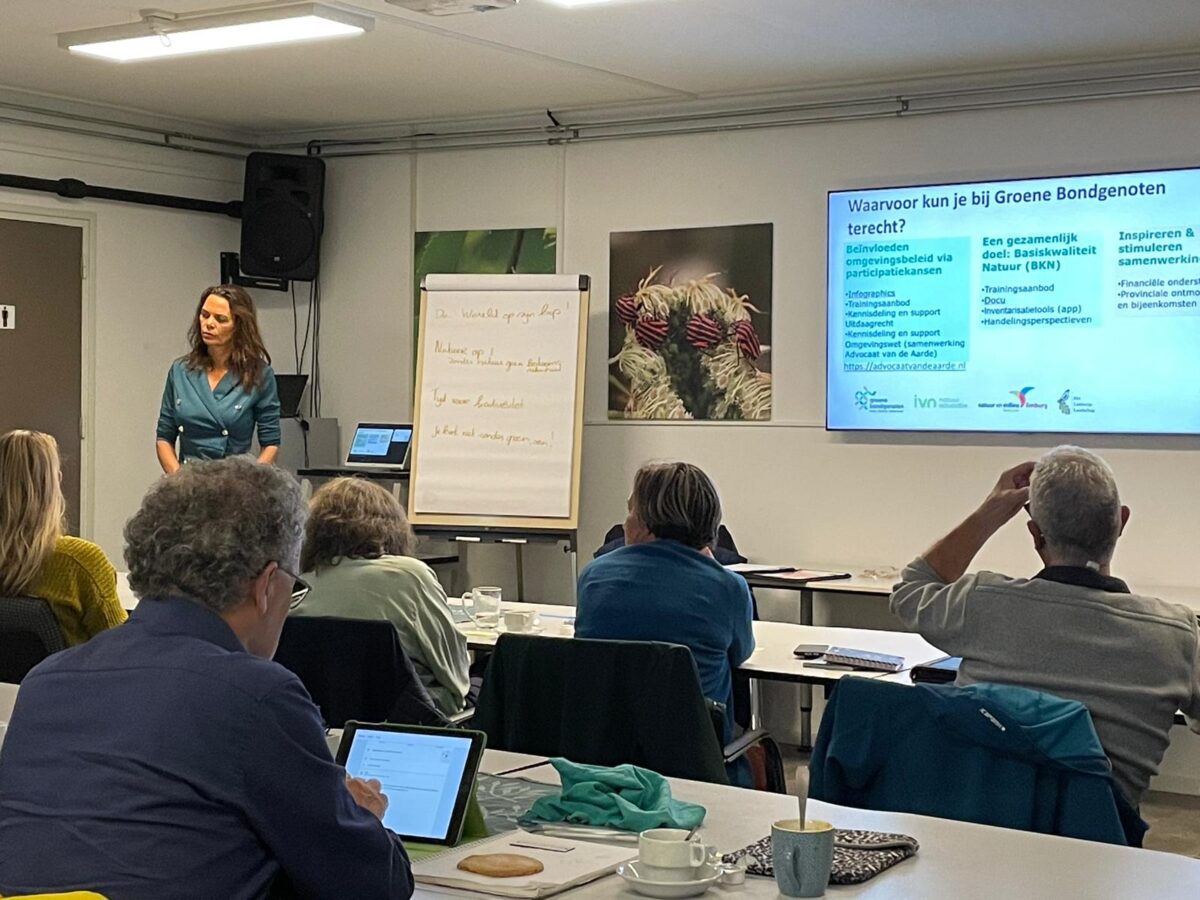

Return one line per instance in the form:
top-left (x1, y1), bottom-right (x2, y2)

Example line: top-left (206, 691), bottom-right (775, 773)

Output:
top-left (503, 609), bottom-right (538, 633)
top-left (638, 828), bottom-right (712, 882)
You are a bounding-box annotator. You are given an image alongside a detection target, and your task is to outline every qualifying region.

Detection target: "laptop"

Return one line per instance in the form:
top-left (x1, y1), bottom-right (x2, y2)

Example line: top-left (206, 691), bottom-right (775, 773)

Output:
top-left (275, 373), bottom-right (309, 419)
top-left (336, 722), bottom-right (486, 846)
top-left (344, 423), bottom-right (413, 470)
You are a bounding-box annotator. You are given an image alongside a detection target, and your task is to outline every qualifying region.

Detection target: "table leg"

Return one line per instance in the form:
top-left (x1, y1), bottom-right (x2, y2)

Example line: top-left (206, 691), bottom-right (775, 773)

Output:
top-left (799, 586), bottom-right (814, 749)
top-left (515, 543), bottom-right (525, 603)
top-left (799, 684), bottom-right (813, 750)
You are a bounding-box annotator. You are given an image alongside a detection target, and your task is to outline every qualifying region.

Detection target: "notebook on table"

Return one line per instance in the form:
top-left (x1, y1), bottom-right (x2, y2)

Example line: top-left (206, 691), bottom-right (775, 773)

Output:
top-left (821, 647), bottom-right (905, 672)
top-left (411, 831), bottom-right (636, 899)
top-left (725, 564), bottom-right (851, 583)
top-left (909, 655), bottom-right (961, 683)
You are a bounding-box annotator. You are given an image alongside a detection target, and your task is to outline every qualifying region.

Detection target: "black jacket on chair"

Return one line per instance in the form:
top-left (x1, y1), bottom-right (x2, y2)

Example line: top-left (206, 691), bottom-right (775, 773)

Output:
top-left (473, 633), bottom-right (730, 784)
top-left (274, 615), bottom-right (445, 728)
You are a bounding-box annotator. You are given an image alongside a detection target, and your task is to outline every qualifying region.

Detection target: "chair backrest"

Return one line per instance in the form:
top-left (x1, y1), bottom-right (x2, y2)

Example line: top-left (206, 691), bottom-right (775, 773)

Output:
top-left (595, 524), bottom-right (746, 565)
top-left (0, 596), bottom-right (67, 684)
top-left (809, 676), bottom-right (1145, 846)
top-left (274, 615), bottom-right (445, 728)
top-left (473, 633), bottom-right (730, 784)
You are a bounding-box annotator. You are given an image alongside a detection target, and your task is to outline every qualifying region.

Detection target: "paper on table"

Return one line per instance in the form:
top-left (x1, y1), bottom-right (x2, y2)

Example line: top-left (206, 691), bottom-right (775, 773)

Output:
top-left (745, 568), bottom-right (851, 582)
top-left (412, 830), bottom-right (636, 898)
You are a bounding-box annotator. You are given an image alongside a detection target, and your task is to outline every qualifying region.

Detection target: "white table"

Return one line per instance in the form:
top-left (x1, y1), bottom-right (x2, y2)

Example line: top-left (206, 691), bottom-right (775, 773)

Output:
top-left (484, 762), bottom-right (1200, 899)
top-left (457, 600), bottom-right (940, 745)
top-left (454, 601), bottom-right (938, 686)
top-left (739, 569), bottom-right (895, 627)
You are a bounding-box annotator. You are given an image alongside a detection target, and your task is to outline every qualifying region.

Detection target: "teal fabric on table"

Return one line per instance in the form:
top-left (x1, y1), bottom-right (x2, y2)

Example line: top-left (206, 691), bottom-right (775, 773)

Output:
top-left (521, 758), bottom-right (706, 831)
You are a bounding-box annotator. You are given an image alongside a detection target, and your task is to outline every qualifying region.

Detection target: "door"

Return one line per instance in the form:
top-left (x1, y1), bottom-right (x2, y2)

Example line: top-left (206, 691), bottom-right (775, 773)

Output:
top-left (0, 217), bottom-right (84, 533)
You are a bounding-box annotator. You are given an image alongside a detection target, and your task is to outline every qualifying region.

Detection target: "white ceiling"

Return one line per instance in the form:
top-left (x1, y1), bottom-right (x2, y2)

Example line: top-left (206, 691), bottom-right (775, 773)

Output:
top-left (3, 0), bottom-right (1200, 134)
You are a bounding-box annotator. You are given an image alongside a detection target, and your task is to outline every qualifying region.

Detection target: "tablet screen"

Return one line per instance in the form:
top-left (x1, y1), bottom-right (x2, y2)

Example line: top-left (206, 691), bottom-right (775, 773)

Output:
top-left (338, 724), bottom-right (484, 844)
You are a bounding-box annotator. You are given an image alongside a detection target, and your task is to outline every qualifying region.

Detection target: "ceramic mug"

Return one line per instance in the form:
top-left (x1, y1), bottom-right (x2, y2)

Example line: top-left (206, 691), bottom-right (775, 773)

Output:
top-left (771, 819), bottom-right (834, 898)
top-left (461, 586), bottom-right (502, 628)
top-left (503, 609), bottom-right (537, 632)
top-left (638, 828), bottom-right (711, 882)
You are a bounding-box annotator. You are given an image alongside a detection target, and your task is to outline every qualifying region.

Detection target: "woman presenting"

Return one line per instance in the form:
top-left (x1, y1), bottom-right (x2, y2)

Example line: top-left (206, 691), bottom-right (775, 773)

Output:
top-left (156, 285), bottom-right (281, 474)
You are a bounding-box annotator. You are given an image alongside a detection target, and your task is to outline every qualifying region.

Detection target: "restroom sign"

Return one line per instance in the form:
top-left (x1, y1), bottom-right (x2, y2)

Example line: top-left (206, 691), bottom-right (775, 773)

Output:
top-left (0, 305), bottom-right (13, 330)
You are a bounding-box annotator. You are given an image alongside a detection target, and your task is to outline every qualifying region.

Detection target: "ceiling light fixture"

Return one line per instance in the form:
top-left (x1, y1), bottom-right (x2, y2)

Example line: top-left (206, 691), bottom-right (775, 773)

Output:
top-left (544, 0), bottom-right (628, 7)
top-left (58, 3), bottom-right (374, 62)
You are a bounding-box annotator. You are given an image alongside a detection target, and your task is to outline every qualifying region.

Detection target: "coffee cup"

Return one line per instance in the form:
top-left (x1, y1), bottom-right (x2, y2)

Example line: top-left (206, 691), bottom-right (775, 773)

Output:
top-left (638, 828), bottom-right (711, 882)
top-left (503, 609), bottom-right (537, 633)
top-left (771, 819), bottom-right (834, 898)
top-left (461, 586), bottom-right (502, 629)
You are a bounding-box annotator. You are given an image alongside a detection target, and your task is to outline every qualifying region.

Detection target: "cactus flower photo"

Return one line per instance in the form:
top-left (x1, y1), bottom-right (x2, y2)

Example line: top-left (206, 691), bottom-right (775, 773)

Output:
top-left (608, 224), bottom-right (773, 420)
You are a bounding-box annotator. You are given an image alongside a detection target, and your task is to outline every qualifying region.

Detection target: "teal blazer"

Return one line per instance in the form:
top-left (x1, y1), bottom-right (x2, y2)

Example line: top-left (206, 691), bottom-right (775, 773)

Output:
top-left (156, 359), bottom-right (281, 462)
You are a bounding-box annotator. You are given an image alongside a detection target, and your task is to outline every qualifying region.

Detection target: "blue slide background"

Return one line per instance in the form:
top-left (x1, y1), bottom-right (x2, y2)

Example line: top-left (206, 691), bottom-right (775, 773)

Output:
top-left (827, 167), bottom-right (1200, 433)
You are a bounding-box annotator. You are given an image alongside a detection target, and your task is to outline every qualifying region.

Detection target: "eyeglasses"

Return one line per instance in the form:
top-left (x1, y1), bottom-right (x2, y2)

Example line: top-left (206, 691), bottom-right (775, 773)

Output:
top-left (277, 564), bottom-right (312, 610)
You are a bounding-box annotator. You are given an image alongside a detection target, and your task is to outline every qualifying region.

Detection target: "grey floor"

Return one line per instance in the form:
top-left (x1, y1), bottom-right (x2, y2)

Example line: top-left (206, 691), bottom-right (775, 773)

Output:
top-left (780, 747), bottom-right (1200, 858)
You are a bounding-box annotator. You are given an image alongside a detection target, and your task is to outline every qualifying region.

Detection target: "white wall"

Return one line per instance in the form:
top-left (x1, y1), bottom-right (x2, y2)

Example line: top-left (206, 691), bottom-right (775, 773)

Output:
top-left (0, 124), bottom-right (303, 560)
top-left (310, 93), bottom-right (1200, 603)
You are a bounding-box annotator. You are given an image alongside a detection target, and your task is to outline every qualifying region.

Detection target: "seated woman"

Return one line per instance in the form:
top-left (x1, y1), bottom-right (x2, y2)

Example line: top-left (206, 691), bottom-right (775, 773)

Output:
top-left (0, 430), bottom-right (126, 645)
top-left (575, 461), bottom-right (755, 744)
top-left (298, 477), bottom-right (470, 716)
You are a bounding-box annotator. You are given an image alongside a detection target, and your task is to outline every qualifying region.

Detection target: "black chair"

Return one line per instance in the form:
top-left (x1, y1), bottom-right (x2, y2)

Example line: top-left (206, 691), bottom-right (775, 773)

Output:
top-left (593, 524), bottom-right (759, 732)
top-left (0, 596), bottom-right (67, 684)
top-left (274, 616), bottom-right (472, 728)
top-left (473, 633), bottom-right (786, 790)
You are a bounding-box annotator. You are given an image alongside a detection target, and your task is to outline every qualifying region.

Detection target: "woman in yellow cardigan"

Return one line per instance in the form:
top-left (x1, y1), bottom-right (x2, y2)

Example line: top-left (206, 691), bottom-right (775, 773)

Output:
top-left (0, 430), bottom-right (126, 645)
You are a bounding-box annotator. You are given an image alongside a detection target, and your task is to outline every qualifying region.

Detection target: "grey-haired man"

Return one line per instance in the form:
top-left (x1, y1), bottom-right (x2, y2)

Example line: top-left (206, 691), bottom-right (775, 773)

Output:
top-left (892, 445), bottom-right (1200, 807)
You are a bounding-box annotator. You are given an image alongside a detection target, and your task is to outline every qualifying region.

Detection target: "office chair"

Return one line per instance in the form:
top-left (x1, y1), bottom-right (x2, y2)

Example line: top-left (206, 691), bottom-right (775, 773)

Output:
top-left (473, 633), bottom-right (786, 791)
top-left (592, 524), bottom-right (759, 732)
top-left (809, 676), bottom-right (1146, 846)
top-left (274, 616), bottom-right (473, 729)
top-left (0, 596), bottom-right (67, 683)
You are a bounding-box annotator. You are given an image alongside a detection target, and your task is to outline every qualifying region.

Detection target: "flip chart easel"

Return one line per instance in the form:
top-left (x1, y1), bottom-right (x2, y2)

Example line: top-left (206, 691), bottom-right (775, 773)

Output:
top-left (409, 273), bottom-right (590, 599)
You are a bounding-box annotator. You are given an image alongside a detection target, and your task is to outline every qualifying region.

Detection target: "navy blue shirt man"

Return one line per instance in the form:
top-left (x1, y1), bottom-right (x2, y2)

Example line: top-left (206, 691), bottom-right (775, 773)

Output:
top-left (576, 461), bottom-right (755, 743)
top-left (0, 458), bottom-right (412, 900)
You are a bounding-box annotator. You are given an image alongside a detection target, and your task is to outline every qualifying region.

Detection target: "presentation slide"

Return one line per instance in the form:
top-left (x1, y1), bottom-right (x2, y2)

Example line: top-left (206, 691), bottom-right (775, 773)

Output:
top-left (827, 167), bottom-right (1200, 433)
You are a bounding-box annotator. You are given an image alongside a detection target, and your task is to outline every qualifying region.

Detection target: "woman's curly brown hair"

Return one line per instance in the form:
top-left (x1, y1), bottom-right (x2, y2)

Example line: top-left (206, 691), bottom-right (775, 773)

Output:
top-left (301, 477), bottom-right (415, 573)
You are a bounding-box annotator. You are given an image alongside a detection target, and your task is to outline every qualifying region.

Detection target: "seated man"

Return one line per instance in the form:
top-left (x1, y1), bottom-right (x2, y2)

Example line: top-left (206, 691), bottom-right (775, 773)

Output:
top-left (0, 457), bottom-right (413, 900)
top-left (891, 445), bottom-right (1200, 807)
top-left (575, 461), bottom-right (754, 744)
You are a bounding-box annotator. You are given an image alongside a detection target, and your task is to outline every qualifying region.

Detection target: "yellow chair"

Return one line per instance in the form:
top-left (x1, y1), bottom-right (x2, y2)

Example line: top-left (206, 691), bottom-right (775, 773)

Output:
top-left (2, 893), bottom-right (109, 899)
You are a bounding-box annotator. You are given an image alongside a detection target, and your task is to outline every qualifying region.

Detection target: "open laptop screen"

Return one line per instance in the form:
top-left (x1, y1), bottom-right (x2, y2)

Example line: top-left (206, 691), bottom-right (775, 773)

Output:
top-left (345, 424), bottom-right (413, 468)
top-left (337, 723), bottom-right (485, 845)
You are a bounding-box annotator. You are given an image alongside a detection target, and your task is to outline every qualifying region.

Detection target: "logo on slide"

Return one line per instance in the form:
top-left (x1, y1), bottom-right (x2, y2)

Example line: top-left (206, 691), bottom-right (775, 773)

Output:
top-left (855, 387), bottom-right (876, 410)
top-left (1056, 389), bottom-right (1095, 415)
top-left (1010, 386), bottom-right (1036, 406)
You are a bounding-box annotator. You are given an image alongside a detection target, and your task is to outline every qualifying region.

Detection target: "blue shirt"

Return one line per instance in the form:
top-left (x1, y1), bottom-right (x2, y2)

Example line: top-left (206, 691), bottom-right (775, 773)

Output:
top-left (156, 358), bottom-right (281, 462)
top-left (575, 541), bottom-right (755, 741)
top-left (0, 598), bottom-right (413, 900)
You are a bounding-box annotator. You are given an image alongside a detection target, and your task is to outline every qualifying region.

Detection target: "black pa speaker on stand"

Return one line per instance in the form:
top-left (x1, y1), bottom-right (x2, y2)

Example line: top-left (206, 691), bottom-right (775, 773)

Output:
top-left (239, 152), bottom-right (325, 281)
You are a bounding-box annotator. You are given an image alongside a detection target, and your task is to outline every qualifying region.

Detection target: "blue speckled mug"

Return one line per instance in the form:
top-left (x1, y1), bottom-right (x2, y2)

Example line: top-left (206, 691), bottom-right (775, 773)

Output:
top-left (771, 819), bottom-right (834, 898)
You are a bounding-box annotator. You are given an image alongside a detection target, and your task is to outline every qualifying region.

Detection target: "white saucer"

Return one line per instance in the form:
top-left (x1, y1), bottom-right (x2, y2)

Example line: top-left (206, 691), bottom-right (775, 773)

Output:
top-left (616, 862), bottom-right (721, 898)
top-left (501, 625), bottom-right (544, 635)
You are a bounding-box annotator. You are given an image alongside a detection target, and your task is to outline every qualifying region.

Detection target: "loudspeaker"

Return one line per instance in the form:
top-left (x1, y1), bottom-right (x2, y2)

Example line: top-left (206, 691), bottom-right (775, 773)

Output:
top-left (240, 152), bottom-right (325, 281)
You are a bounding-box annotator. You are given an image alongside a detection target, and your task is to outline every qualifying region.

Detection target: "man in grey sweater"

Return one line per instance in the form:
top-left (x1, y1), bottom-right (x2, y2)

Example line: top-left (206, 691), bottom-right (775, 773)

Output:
top-left (891, 445), bottom-right (1200, 806)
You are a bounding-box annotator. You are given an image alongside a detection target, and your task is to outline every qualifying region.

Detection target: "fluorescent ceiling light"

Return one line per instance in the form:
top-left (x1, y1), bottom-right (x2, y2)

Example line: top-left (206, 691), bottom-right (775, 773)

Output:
top-left (58, 3), bottom-right (373, 62)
